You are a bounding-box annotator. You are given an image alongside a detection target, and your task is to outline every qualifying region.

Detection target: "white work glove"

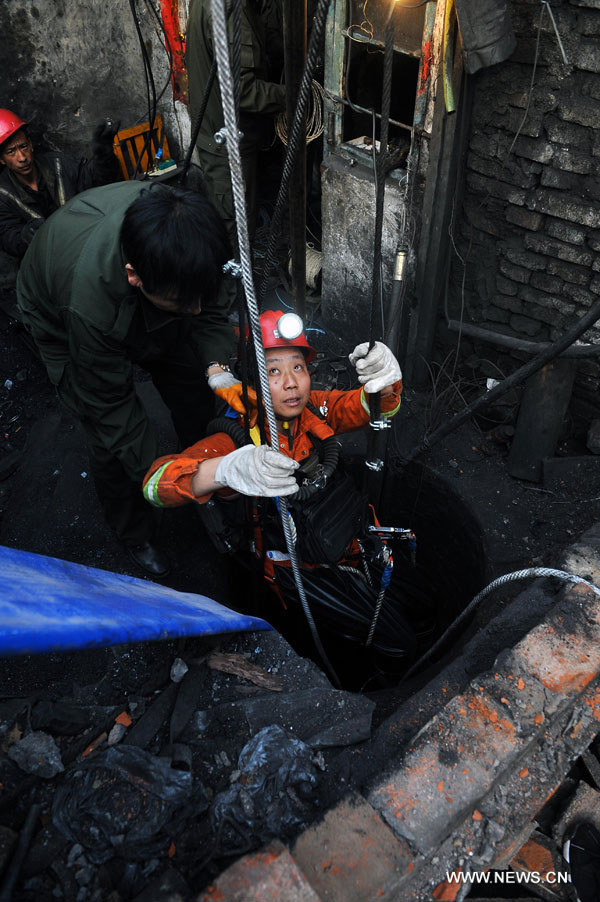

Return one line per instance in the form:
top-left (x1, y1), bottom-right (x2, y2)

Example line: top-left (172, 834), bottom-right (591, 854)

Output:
top-left (207, 370), bottom-right (239, 391)
top-left (214, 444), bottom-right (299, 497)
top-left (348, 341), bottom-right (402, 394)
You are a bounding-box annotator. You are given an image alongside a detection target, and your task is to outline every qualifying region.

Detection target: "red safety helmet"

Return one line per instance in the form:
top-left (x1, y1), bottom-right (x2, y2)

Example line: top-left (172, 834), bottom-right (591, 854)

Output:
top-left (257, 309), bottom-right (316, 364)
top-left (0, 109), bottom-right (28, 149)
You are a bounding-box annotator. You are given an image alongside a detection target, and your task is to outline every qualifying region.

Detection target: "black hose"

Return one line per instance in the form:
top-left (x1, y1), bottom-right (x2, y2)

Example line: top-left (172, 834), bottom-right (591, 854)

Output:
top-left (405, 297), bottom-right (600, 463)
top-left (179, 61), bottom-right (217, 185)
top-left (294, 435), bottom-right (340, 501)
top-left (205, 416), bottom-right (248, 447)
top-left (446, 317), bottom-right (600, 358)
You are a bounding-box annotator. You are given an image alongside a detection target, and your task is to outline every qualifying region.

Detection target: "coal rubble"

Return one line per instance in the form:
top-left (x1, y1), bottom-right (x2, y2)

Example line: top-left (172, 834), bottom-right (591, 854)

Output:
top-left (0, 631), bottom-right (374, 901)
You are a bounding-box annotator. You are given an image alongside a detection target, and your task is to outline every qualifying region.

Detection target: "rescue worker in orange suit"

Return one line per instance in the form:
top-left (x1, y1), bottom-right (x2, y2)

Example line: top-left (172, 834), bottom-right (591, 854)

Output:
top-left (143, 310), bottom-right (416, 657)
top-left (0, 108), bottom-right (121, 260)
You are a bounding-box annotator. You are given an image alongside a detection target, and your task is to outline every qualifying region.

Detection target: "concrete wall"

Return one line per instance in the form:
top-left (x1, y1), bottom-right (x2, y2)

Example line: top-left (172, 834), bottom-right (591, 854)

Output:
top-left (321, 155), bottom-right (411, 341)
top-left (447, 0), bottom-right (600, 425)
top-left (1, 0), bottom-right (188, 165)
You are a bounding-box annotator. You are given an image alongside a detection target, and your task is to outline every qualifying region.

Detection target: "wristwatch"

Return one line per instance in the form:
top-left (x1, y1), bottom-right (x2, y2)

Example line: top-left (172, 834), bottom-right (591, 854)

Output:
top-left (205, 361), bottom-right (231, 376)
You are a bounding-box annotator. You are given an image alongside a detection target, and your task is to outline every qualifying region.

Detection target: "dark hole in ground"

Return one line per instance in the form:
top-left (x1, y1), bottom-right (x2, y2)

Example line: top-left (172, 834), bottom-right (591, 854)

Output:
top-left (227, 455), bottom-right (490, 693)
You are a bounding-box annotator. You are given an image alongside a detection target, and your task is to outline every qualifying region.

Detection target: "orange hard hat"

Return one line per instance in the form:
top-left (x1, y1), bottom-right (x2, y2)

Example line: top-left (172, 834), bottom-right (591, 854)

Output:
top-left (0, 109), bottom-right (28, 148)
top-left (257, 309), bottom-right (316, 363)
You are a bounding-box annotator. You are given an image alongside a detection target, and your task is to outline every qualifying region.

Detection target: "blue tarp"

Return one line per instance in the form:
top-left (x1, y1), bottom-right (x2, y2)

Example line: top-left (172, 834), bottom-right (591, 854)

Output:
top-left (0, 544), bottom-right (272, 657)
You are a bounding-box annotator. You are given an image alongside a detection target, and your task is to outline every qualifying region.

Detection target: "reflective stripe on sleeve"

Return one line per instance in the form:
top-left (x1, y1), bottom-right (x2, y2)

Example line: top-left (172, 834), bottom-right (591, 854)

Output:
top-left (143, 461), bottom-right (174, 507)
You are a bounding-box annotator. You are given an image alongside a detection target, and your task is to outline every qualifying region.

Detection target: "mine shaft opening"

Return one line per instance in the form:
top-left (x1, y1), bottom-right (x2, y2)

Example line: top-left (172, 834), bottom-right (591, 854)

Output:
top-left (229, 458), bottom-right (489, 693)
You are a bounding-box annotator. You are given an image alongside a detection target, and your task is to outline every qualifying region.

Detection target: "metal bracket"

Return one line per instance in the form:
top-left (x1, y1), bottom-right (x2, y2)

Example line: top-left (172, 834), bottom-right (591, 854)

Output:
top-left (369, 419), bottom-right (391, 431)
top-left (223, 259), bottom-right (242, 278)
top-left (214, 127), bottom-right (245, 146)
top-left (368, 526), bottom-right (413, 539)
top-left (365, 459), bottom-right (385, 472)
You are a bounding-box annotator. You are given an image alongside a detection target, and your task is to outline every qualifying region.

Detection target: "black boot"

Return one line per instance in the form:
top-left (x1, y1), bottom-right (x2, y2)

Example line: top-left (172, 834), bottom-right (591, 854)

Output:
top-left (125, 540), bottom-right (171, 578)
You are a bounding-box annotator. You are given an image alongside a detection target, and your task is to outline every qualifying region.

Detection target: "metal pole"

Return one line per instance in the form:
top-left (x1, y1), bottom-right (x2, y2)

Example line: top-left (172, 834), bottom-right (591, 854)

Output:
top-left (282, 0), bottom-right (307, 318)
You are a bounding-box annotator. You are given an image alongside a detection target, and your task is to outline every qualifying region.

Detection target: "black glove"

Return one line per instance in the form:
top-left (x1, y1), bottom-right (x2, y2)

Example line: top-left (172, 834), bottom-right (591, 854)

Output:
top-left (22, 218), bottom-right (43, 246)
top-left (92, 119), bottom-right (120, 163)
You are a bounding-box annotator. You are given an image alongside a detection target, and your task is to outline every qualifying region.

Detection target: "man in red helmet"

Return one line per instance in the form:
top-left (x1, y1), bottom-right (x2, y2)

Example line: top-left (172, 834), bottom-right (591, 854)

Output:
top-left (0, 109), bottom-right (121, 259)
top-left (144, 308), bottom-right (401, 503)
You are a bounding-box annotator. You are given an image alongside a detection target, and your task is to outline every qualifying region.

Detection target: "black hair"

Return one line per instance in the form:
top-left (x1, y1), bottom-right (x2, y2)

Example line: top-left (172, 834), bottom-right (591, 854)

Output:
top-left (120, 184), bottom-right (231, 310)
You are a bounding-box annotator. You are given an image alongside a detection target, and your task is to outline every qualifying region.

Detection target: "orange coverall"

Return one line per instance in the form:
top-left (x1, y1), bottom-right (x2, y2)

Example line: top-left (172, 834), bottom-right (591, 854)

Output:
top-left (143, 383), bottom-right (401, 509)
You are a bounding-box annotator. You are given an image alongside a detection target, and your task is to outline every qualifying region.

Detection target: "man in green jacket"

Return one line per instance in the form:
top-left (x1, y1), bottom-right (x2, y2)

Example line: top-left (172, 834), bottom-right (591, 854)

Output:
top-left (186, 0), bottom-right (285, 242)
top-left (16, 180), bottom-right (234, 577)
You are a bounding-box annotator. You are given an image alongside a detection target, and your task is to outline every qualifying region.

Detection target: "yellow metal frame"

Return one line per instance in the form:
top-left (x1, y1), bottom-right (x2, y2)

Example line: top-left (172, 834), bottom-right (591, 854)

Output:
top-left (112, 115), bottom-right (171, 180)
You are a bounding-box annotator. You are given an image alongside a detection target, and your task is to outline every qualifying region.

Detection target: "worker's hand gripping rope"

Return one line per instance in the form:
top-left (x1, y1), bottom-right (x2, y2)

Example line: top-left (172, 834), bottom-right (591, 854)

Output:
top-left (215, 444), bottom-right (299, 497)
top-left (349, 341), bottom-right (402, 394)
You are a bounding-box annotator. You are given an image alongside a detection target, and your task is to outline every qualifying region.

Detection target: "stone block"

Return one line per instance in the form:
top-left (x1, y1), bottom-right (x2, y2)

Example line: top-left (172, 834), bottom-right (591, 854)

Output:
top-left (576, 39), bottom-right (600, 72)
top-left (196, 842), bottom-right (320, 902)
top-left (547, 258), bottom-right (591, 285)
top-left (570, 0), bottom-right (600, 8)
top-left (591, 275), bottom-right (600, 295)
top-left (463, 201), bottom-right (506, 237)
top-left (558, 95), bottom-right (600, 128)
top-left (292, 795), bottom-right (415, 902)
top-left (546, 117), bottom-right (591, 149)
top-left (540, 168), bottom-right (579, 190)
top-left (508, 583), bottom-right (600, 694)
top-left (509, 313), bottom-right (543, 336)
top-left (493, 294), bottom-right (523, 314)
top-left (528, 189), bottom-right (600, 229)
top-left (519, 287), bottom-right (565, 324)
top-left (531, 272), bottom-right (563, 294)
top-left (505, 206), bottom-right (544, 231)
top-left (551, 297), bottom-right (577, 316)
top-left (524, 234), bottom-right (593, 266)
top-left (563, 282), bottom-right (597, 306)
top-left (497, 275), bottom-right (519, 296)
top-left (489, 106), bottom-right (544, 138)
top-left (553, 147), bottom-right (593, 175)
top-left (499, 259), bottom-right (531, 284)
top-left (469, 133), bottom-right (499, 159)
top-left (466, 172), bottom-right (527, 206)
top-left (369, 688), bottom-right (523, 856)
top-left (545, 219), bottom-right (586, 246)
top-left (504, 248), bottom-right (547, 272)
top-left (508, 88), bottom-right (558, 113)
top-left (469, 153), bottom-right (537, 189)
top-left (512, 136), bottom-right (555, 164)
top-left (485, 305), bottom-right (511, 324)
top-left (577, 10), bottom-right (600, 35)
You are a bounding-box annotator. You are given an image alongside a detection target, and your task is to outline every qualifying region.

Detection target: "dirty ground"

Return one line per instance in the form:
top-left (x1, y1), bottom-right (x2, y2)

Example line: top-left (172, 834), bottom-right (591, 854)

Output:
top-left (1, 274), bottom-right (600, 900)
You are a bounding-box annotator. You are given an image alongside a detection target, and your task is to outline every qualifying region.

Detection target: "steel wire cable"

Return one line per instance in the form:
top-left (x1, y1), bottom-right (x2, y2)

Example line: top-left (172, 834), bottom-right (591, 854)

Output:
top-left (402, 567), bottom-right (600, 683)
top-left (257, 0), bottom-right (331, 305)
top-left (209, 0), bottom-right (340, 688)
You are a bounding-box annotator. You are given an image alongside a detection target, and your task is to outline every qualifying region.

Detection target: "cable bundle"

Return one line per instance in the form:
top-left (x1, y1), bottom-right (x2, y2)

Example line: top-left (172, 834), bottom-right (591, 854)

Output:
top-left (275, 80), bottom-right (325, 146)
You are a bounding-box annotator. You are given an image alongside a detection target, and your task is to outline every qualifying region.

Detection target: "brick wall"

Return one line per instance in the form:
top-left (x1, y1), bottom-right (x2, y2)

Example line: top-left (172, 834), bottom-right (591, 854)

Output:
top-left (447, 0), bottom-right (600, 423)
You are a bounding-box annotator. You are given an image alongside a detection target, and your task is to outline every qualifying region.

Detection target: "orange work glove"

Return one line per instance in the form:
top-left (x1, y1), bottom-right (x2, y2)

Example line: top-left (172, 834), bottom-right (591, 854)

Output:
top-left (214, 381), bottom-right (258, 426)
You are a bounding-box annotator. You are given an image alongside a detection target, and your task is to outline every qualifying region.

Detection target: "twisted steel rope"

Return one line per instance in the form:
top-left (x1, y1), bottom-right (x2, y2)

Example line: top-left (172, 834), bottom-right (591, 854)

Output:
top-left (209, 0), bottom-right (339, 687)
top-left (402, 567), bottom-right (600, 683)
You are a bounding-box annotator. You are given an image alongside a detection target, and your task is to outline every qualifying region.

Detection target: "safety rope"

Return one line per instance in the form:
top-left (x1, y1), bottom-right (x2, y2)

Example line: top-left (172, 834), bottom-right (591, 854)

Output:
top-left (402, 567), bottom-right (600, 683)
top-left (209, 0), bottom-right (340, 688)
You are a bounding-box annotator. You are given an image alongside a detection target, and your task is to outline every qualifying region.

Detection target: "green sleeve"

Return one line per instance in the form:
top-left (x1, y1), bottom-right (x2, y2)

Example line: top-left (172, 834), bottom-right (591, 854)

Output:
top-left (67, 313), bottom-right (158, 484)
top-left (185, 300), bottom-right (236, 370)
